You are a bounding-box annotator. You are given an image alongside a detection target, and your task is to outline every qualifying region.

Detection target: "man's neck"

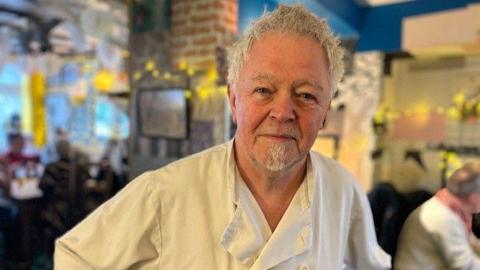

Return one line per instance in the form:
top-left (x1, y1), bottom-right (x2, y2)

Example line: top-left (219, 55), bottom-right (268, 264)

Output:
top-left (233, 143), bottom-right (307, 231)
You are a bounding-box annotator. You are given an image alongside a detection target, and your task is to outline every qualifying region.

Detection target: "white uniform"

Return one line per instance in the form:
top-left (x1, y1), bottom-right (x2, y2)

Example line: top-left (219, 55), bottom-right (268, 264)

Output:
top-left (55, 140), bottom-right (390, 270)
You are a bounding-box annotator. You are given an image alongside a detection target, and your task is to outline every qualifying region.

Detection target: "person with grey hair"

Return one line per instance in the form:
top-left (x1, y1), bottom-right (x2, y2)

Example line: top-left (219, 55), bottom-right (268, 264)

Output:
top-left (395, 162), bottom-right (480, 270)
top-left (55, 5), bottom-right (390, 269)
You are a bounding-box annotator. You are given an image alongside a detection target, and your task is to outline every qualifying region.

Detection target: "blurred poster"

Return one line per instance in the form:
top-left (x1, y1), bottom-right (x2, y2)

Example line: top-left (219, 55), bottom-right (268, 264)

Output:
top-left (391, 113), bottom-right (446, 142)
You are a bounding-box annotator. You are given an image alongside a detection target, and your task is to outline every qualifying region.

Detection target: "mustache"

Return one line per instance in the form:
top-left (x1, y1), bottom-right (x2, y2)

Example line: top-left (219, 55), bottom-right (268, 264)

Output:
top-left (256, 126), bottom-right (301, 139)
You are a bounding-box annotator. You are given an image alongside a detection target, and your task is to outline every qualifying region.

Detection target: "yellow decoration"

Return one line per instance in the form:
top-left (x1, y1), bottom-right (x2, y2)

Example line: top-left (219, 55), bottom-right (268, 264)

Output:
top-left (206, 68), bottom-right (218, 81)
top-left (453, 92), bottom-right (465, 106)
top-left (465, 100), bottom-right (475, 111)
top-left (163, 72), bottom-right (172, 80)
top-left (373, 110), bottom-right (385, 123)
top-left (198, 87), bottom-right (210, 100)
top-left (413, 103), bottom-right (429, 115)
top-left (30, 73), bottom-right (47, 147)
top-left (134, 71), bottom-right (142, 81)
top-left (187, 68), bottom-right (195, 76)
top-left (93, 69), bottom-right (114, 92)
top-left (442, 151), bottom-right (462, 178)
top-left (145, 60), bottom-right (155, 71)
top-left (218, 85), bottom-right (228, 95)
top-left (152, 70), bottom-right (159, 78)
top-left (178, 59), bottom-right (188, 71)
top-left (184, 90), bottom-right (193, 99)
top-left (447, 107), bottom-right (460, 120)
top-left (413, 103), bottom-right (429, 125)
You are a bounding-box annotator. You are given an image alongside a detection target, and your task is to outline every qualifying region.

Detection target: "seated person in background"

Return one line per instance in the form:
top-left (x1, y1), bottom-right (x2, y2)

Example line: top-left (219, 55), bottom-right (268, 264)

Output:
top-left (0, 154), bottom-right (23, 266)
top-left (395, 162), bottom-right (480, 270)
top-left (39, 140), bottom-right (90, 257)
top-left (3, 133), bottom-right (39, 169)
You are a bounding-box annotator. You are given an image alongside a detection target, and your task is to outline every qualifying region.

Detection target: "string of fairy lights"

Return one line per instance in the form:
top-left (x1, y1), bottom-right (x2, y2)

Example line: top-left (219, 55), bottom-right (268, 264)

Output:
top-left (374, 90), bottom-right (480, 177)
top-left (374, 92), bottom-right (480, 126)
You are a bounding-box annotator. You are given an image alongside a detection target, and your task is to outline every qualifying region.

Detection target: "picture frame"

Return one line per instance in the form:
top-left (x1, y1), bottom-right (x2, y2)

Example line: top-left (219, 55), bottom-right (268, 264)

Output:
top-left (137, 87), bottom-right (189, 139)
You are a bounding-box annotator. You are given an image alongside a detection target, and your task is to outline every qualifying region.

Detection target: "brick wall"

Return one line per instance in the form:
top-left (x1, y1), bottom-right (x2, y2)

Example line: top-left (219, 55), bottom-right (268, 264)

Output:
top-left (129, 0), bottom-right (238, 178)
top-left (171, 0), bottom-right (237, 70)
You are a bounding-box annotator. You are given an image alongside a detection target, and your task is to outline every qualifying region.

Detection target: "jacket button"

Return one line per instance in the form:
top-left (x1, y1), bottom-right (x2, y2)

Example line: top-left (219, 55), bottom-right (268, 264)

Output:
top-left (246, 257), bottom-right (255, 267)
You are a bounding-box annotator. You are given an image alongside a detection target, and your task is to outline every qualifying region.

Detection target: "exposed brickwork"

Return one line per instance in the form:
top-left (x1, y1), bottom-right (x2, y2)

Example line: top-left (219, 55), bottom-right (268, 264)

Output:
top-left (171, 0), bottom-right (238, 70)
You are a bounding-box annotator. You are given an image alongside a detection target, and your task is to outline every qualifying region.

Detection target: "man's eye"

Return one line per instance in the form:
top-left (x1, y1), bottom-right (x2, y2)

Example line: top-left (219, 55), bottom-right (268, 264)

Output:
top-left (297, 93), bottom-right (317, 103)
top-left (254, 87), bottom-right (271, 95)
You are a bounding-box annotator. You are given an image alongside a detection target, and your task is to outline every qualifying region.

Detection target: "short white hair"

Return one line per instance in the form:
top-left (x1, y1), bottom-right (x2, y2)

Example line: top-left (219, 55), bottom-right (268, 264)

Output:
top-left (227, 4), bottom-right (345, 95)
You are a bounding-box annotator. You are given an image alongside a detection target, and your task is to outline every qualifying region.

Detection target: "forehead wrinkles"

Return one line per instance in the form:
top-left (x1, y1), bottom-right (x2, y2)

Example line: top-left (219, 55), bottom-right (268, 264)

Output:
top-left (252, 73), bottom-right (278, 84)
top-left (250, 72), bottom-right (324, 94)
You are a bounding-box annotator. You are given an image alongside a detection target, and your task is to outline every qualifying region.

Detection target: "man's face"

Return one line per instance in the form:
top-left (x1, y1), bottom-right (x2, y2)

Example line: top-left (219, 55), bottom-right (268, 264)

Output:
top-left (229, 31), bottom-right (331, 172)
top-left (10, 137), bottom-right (25, 154)
top-left (468, 191), bottom-right (480, 213)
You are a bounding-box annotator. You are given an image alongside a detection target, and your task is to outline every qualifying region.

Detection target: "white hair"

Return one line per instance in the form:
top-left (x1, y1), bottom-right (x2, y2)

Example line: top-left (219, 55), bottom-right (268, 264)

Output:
top-left (227, 4), bottom-right (345, 95)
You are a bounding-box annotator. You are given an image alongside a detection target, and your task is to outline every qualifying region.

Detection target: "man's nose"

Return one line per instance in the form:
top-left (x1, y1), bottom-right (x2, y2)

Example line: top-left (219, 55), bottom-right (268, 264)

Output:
top-left (269, 94), bottom-right (296, 122)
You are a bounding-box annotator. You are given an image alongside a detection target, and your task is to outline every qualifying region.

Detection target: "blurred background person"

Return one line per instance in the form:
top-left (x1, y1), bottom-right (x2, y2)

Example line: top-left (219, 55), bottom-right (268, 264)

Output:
top-left (395, 162), bottom-right (480, 269)
top-left (3, 133), bottom-right (39, 170)
top-left (39, 139), bottom-right (90, 261)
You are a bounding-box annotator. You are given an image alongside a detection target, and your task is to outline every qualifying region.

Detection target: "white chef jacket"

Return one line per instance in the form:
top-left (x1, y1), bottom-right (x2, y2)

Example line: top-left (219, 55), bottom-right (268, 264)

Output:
top-left (395, 197), bottom-right (480, 270)
top-left (55, 140), bottom-right (390, 269)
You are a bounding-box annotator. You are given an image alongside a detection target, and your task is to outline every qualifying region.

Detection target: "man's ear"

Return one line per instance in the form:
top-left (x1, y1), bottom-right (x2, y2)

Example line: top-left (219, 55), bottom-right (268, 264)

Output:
top-left (227, 84), bottom-right (237, 123)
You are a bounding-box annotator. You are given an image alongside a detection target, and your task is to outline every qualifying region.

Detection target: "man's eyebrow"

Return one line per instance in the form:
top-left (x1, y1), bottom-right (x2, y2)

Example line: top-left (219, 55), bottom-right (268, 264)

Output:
top-left (292, 79), bottom-right (324, 92)
top-left (252, 74), bottom-right (278, 83)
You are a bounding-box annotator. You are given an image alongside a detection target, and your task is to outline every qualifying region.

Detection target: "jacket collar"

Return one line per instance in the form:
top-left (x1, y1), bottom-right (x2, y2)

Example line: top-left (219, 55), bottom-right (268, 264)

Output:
top-left (221, 144), bottom-right (316, 269)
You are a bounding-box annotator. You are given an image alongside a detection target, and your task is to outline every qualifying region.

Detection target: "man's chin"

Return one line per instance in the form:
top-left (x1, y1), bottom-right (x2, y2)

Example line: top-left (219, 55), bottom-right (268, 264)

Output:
top-left (264, 161), bottom-right (289, 172)
top-left (252, 154), bottom-right (296, 172)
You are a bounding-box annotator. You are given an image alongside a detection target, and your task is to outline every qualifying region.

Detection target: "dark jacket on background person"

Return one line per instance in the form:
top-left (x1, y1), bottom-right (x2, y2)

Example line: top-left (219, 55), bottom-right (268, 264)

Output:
top-left (39, 157), bottom-right (90, 254)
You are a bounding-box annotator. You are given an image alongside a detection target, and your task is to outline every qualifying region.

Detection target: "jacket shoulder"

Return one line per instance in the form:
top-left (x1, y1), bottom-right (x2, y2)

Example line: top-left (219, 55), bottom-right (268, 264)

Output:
top-left (143, 143), bottom-right (230, 190)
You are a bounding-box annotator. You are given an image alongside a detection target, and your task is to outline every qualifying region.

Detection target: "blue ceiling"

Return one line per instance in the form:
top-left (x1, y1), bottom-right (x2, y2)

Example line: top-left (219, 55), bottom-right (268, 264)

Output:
top-left (238, 0), bottom-right (480, 52)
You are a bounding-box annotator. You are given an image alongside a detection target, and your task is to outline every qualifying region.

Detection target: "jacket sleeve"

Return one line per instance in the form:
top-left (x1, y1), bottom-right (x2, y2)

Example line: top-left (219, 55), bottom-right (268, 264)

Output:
top-left (436, 216), bottom-right (480, 270)
top-left (344, 183), bottom-right (392, 270)
top-left (54, 171), bottom-right (162, 269)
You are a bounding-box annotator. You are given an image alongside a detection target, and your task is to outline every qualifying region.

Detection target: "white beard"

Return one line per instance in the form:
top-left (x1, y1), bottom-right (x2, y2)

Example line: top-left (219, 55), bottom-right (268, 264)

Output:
top-left (264, 143), bottom-right (289, 171)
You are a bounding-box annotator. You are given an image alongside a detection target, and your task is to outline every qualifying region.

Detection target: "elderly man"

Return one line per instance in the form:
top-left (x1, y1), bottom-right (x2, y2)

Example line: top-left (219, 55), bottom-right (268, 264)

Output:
top-left (55, 5), bottom-right (390, 269)
top-left (395, 163), bottom-right (480, 270)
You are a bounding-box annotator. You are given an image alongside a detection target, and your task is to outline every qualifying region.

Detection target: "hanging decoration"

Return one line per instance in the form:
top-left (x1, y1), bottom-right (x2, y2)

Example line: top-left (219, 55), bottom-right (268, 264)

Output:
top-left (373, 87), bottom-right (480, 138)
top-left (30, 72), bottom-right (47, 147)
top-left (93, 69), bottom-right (115, 92)
top-left (372, 107), bottom-right (389, 135)
top-left (450, 91), bottom-right (480, 122)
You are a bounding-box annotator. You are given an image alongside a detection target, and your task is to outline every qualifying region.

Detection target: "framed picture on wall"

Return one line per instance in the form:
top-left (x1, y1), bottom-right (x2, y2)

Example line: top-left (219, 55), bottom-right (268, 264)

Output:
top-left (137, 88), bottom-right (189, 139)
